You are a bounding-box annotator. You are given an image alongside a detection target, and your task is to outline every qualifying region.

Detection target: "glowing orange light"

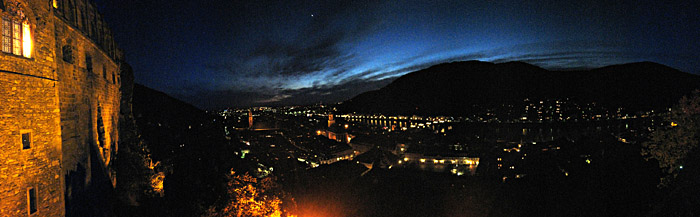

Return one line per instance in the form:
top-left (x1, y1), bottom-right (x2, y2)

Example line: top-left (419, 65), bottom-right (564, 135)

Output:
top-left (670, 122), bottom-right (678, 127)
top-left (151, 172), bottom-right (165, 196)
top-left (22, 22), bottom-right (31, 58)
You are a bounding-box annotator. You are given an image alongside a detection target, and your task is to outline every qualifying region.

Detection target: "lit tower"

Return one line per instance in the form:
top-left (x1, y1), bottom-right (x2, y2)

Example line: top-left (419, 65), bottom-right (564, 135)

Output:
top-left (248, 109), bottom-right (254, 128)
top-left (328, 114), bottom-right (335, 128)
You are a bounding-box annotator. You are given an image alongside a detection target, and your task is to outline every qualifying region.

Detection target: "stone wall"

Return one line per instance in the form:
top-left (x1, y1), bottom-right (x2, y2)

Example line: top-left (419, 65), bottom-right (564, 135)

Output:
top-left (53, 0), bottom-right (122, 215)
top-left (54, 12), bottom-right (121, 188)
top-left (0, 0), bottom-right (123, 216)
top-left (0, 0), bottom-right (65, 216)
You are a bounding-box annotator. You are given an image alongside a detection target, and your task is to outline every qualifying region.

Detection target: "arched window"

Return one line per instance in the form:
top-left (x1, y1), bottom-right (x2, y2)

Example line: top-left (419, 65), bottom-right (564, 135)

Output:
top-left (1, 0), bottom-right (31, 58)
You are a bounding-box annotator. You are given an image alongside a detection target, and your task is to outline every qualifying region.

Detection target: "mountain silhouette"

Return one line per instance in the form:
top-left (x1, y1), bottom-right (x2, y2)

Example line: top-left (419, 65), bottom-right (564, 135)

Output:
top-left (339, 61), bottom-right (700, 115)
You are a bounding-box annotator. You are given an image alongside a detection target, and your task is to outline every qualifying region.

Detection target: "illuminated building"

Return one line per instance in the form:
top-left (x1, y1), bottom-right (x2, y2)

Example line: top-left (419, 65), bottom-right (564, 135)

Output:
top-left (402, 153), bottom-right (479, 166)
top-left (316, 129), bottom-right (354, 144)
top-left (0, 0), bottom-right (124, 215)
top-left (248, 109), bottom-right (254, 128)
top-left (328, 113), bottom-right (335, 127)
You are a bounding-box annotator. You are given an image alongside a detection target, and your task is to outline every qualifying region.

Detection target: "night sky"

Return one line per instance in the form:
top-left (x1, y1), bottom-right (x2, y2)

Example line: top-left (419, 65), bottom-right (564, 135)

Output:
top-left (95, 0), bottom-right (700, 109)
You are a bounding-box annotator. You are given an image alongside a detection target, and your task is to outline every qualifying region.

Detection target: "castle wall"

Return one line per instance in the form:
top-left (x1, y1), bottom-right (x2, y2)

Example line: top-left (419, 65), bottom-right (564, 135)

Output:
top-left (53, 0), bottom-right (122, 214)
top-left (0, 0), bottom-right (123, 216)
top-left (0, 1), bottom-right (65, 216)
top-left (54, 12), bottom-right (121, 188)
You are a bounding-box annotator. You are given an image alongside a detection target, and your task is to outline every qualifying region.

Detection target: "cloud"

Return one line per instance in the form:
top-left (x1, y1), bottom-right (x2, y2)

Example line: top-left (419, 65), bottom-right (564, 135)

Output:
top-left (249, 35), bottom-right (356, 76)
top-left (179, 75), bottom-right (395, 109)
top-left (353, 51), bottom-right (496, 81)
top-left (206, 0), bottom-right (384, 79)
top-left (193, 37), bottom-right (658, 109)
top-left (256, 94), bottom-right (292, 104)
top-left (489, 50), bottom-right (634, 70)
top-left (270, 77), bottom-right (395, 106)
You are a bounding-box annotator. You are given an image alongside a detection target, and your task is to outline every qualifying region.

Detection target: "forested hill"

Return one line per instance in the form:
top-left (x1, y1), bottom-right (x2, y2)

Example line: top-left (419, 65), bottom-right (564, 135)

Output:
top-left (340, 61), bottom-right (700, 115)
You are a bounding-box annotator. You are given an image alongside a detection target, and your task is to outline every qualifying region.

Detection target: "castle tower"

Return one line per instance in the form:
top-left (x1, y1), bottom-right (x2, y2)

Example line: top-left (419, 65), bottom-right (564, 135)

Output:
top-left (248, 109), bottom-right (254, 128)
top-left (328, 114), bottom-right (335, 128)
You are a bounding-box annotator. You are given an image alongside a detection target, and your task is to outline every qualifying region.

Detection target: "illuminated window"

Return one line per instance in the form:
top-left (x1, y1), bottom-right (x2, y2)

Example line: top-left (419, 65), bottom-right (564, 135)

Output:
top-left (2, 17), bottom-right (10, 53)
top-left (21, 131), bottom-right (31, 149)
top-left (1, 5), bottom-right (31, 58)
top-left (12, 20), bottom-right (20, 55)
top-left (22, 21), bottom-right (30, 57)
top-left (28, 187), bottom-right (37, 214)
top-left (52, 0), bottom-right (58, 9)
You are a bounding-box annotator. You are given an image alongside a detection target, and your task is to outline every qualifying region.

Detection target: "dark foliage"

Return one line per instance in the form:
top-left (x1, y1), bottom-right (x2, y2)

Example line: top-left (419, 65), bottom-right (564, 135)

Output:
top-left (643, 90), bottom-right (700, 216)
top-left (128, 84), bottom-right (241, 216)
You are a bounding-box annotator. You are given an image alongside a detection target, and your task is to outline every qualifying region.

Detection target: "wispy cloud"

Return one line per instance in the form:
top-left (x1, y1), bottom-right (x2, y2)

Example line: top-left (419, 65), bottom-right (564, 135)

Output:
top-left (207, 0), bottom-right (384, 79)
top-left (256, 94), bottom-right (292, 104)
top-left (190, 39), bottom-right (645, 108)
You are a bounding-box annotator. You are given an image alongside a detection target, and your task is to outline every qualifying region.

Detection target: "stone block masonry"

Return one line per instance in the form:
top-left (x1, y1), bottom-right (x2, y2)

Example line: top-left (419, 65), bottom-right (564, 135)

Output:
top-left (1, 0), bottom-right (125, 216)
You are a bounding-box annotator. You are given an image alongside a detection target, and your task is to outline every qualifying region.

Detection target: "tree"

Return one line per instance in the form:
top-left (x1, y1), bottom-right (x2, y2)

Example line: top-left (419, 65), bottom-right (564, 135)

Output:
top-left (642, 90), bottom-right (700, 187)
top-left (204, 172), bottom-right (296, 217)
top-left (116, 115), bottom-right (162, 206)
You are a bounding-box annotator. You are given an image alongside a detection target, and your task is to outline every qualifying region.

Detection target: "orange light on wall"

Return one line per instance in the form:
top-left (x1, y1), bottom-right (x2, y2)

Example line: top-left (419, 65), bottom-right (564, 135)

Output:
top-left (22, 22), bottom-right (31, 58)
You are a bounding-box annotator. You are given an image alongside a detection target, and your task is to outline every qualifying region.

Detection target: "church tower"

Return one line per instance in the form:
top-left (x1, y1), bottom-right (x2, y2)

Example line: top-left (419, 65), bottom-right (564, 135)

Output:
top-left (248, 109), bottom-right (254, 128)
top-left (328, 114), bottom-right (335, 128)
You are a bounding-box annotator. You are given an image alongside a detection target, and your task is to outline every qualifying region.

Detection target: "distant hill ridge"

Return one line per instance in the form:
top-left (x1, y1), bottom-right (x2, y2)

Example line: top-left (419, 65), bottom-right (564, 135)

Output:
top-left (339, 61), bottom-right (700, 115)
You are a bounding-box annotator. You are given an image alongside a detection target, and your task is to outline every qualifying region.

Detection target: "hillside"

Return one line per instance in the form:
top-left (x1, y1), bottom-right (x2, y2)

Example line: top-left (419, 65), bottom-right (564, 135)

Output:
top-left (127, 84), bottom-right (240, 216)
top-left (339, 61), bottom-right (700, 115)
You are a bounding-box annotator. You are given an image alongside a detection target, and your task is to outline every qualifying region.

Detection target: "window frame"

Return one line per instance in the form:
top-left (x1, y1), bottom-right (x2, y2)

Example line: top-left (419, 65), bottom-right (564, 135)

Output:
top-left (27, 186), bottom-right (38, 215)
top-left (85, 54), bottom-right (93, 73)
top-left (2, 17), bottom-right (11, 53)
top-left (12, 19), bottom-right (21, 55)
top-left (62, 44), bottom-right (73, 63)
top-left (0, 2), bottom-right (32, 58)
top-left (20, 129), bottom-right (31, 150)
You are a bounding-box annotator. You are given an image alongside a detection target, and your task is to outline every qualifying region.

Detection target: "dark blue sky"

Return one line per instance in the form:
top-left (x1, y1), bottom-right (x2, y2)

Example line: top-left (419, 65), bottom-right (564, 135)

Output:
top-left (97, 0), bottom-right (700, 109)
